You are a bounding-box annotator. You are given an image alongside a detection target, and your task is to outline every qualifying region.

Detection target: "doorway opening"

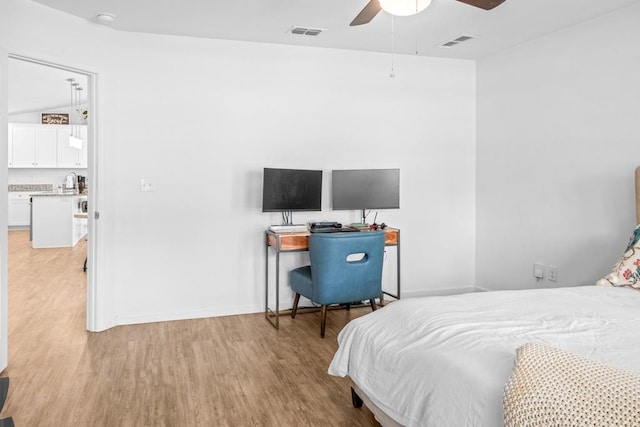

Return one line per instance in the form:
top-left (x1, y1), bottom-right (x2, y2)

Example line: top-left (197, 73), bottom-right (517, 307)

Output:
top-left (6, 54), bottom-right (97, 332)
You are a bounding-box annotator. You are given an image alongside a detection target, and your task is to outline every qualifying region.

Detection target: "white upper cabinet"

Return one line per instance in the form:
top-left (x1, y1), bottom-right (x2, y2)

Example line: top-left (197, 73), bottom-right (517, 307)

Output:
top-left (10, 126), bottom-right (36, 167)
top-left (9, 124), bottom-right (58, 168)
top-left (7, 130), bottom-right (12, 168)
top-left (8, 123), bottom-right (87, 168)
top-left (57, 125), bottom-right (88, 168)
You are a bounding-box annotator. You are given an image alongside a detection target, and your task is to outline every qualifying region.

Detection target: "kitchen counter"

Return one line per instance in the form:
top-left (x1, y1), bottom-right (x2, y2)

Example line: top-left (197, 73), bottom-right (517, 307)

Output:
top-left (31, 193), bottom-right (88, 248)
top-left (31, 191), bottom-right (84, 197)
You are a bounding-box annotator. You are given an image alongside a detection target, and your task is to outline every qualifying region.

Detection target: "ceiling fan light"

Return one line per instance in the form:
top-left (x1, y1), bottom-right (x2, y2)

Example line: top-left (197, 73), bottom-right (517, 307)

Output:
top-left (379, 0), bottom-right (432, 16)
top-left (96, 13), bottom-right (116, 24)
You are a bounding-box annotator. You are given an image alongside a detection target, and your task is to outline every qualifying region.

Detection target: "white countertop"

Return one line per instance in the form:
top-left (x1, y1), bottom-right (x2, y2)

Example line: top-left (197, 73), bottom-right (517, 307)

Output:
top-left (30, 191), bottom-right (87, 197)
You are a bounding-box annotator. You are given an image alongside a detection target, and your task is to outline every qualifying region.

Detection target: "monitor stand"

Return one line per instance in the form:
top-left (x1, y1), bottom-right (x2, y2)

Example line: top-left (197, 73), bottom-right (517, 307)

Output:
top-left (360, 209), bottom-right (368, 225)
top-left (348, 210), bottom-right (369, 228)
top-left (279, 210), bottom-right (306, 227)
top-left (281, 210), bottom-right (293, 226)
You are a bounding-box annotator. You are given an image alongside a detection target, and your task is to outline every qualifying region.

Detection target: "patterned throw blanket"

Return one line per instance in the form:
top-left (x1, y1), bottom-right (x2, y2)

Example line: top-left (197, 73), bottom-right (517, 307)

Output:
top-left (503, 343), bottom-right (640, 427)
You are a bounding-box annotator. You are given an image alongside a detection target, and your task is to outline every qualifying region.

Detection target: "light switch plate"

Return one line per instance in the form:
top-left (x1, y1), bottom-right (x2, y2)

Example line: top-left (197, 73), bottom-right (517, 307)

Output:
top-left (533, 263), bottom-right (545, 280)
top-left (140, 178), bottom-right (153, 192)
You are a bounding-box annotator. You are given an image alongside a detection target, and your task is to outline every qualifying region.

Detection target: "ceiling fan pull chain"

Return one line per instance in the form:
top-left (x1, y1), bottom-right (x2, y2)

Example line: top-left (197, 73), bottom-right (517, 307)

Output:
top-left (390, 16), bottom-right (395, 78)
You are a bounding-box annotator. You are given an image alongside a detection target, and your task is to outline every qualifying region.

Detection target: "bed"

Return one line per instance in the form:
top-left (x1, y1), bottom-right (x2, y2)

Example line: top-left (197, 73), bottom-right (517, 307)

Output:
top-left (328, 166), bottom-right (640, 427)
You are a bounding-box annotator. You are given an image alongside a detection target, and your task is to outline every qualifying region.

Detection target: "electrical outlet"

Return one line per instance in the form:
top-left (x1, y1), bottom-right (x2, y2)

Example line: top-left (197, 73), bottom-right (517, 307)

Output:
top-left (533, 263), bottom-right (545, 281)
top-left (548, 265), bottom-right (558, 282)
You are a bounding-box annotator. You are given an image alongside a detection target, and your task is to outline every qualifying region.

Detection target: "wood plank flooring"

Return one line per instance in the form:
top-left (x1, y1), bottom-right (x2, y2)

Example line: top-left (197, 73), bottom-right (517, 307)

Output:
top-left (4, 230), bottom-right (379, 426)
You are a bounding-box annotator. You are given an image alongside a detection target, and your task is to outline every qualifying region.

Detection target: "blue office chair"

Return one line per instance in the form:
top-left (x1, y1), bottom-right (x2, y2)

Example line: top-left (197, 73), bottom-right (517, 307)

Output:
top-left (290, 232), bottom-right (386, 338)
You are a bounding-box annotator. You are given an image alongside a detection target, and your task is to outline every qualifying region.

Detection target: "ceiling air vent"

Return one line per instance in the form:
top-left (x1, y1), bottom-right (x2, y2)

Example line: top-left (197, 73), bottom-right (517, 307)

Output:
top-left (288, 26), bottom-right (325, 36)
top-left (439, 34), bottom-right (477, 48)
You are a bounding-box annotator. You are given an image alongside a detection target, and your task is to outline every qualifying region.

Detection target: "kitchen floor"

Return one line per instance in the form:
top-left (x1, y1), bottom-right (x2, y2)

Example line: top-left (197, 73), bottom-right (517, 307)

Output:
top-left (7, 229), bottom-right (87, 325)
top-left (5, 230), bottom-right (87, 424)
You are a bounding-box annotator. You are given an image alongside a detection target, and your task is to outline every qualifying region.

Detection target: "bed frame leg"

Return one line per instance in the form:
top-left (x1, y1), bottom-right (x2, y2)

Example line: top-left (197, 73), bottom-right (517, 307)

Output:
top-left (351, 387), bottom-right (364, 408)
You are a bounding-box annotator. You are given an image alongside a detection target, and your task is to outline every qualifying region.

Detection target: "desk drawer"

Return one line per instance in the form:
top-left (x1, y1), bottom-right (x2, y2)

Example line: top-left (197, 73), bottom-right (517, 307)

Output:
top-left (268, 229), bottom-right (398, 249)
top-left (384, 228), bottom-right (399, 246)
top-left (267, 233), bottom-right (309, 250)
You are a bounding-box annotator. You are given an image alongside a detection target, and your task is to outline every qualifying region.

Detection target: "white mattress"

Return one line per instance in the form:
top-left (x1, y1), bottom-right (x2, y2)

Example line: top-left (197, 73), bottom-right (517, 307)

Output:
top-left (328, 286), bottom-right (640, 427)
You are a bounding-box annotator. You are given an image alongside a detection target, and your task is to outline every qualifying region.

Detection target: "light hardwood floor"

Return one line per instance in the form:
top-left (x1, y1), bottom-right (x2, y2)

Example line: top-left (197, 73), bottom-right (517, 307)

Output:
top-left (4, 230), bottom-right (379, 426)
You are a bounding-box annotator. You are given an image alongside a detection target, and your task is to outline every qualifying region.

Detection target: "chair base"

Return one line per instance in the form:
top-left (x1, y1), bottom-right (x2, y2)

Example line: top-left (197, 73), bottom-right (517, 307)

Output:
top-left (291, 293), bottom-right (301, 318)
top-left (291, 293), bottom-right (378, 338)
top-left (320, 305), bottom-right (328, 338)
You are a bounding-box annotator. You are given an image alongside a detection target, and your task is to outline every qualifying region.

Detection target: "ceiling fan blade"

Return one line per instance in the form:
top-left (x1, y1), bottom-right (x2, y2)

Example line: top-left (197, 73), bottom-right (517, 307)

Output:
top-left (456, 0), bottom-right (506, 10)
top-left (350, 0), bottom-right (383, 26)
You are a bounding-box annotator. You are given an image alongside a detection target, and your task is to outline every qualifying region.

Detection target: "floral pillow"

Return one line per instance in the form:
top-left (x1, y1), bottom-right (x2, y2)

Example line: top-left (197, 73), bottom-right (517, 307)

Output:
top-left (596, 224), bottom-right (640, 290)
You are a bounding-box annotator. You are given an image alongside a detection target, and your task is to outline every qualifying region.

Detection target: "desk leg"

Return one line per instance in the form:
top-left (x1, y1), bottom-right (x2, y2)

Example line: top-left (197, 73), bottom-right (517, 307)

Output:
top-left (381, 232), bottom-right (401, 302)
top-left (397, 231), bottom-right (401, 299)
top-left (275, 248), bottom-right (280, 329)
top-left (265, 236), bottom-right (269, 323)
top-left (265, 234), bottom-right (281, 329)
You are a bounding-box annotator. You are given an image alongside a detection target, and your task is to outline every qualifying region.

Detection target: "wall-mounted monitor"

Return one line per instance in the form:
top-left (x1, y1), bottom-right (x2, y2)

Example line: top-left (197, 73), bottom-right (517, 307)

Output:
top-left (332, 168), bottom-right (399, 221)
top-left (262, 168), bottom-right (323, 213)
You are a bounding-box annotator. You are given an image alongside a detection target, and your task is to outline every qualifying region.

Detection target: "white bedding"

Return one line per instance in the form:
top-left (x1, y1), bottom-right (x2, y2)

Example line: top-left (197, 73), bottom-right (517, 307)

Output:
top-left (328, 286), bottom-right (640, 427)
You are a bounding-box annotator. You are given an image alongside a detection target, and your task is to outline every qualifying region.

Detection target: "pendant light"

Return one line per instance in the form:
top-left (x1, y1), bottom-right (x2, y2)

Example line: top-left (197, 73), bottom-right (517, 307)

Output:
top-left (67, 78), bottom-right (83, 150)
top-left (379, 0), bottom-right (432, 16)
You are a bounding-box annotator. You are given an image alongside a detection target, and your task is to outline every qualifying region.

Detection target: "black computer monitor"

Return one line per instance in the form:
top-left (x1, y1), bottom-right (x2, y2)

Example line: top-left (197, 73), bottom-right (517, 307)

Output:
top-left (332, 168), bottom-right (399, 222)
top-left (262, 168), bottom-right (323, 213)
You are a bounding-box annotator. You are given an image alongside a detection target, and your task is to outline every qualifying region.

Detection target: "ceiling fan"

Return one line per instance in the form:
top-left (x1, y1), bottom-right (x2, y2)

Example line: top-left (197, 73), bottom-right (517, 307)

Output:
top-left (350, 0), bottom-right (506, 26)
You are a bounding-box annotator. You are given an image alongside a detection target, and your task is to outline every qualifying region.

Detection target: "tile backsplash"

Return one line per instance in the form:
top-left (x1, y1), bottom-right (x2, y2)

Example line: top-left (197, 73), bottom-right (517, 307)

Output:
top-left (8, 184), bottom-right (54, 192)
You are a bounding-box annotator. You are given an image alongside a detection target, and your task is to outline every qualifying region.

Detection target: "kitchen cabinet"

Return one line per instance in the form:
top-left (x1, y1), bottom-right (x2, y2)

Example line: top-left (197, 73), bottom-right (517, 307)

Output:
top-left (57, 125), bottom-right (88, 168)
top-left (31, 193), bottom-right (87, 248)
top-left (8, 123), bottom-right (87, 168)
top-left (7, 133), bottom-right (12, 168)
top-left (8, 124), bottom-right (58, 168)
top-left (8, 192), bottom-right (31, 227)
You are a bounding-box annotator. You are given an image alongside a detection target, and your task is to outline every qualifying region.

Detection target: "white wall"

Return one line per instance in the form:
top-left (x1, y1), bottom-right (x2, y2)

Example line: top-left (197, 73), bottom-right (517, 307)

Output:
top-left (0, 41), bottom-right (9, 370)
top-left (1, 0), bottom-right (476, 328)
top-left (9, 108), bottom-right (81, 123)
top-left (476, 3), bottom-right (640, 290)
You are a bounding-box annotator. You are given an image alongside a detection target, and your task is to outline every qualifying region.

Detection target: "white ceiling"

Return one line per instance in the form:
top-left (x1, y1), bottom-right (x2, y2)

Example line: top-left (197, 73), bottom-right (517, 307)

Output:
top-left (10, 0), bottom-right (639, 114)
top-left (8, 59), bottom-right (87, 116)
top-left (31, 0), bottom-right (638, 59)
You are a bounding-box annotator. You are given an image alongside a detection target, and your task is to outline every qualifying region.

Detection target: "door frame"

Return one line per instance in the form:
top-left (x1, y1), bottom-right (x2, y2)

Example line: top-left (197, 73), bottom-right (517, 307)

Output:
top-left (6, 54), bottom-right (99, 332)
top-left (1, 46), bottom-right (8, 371)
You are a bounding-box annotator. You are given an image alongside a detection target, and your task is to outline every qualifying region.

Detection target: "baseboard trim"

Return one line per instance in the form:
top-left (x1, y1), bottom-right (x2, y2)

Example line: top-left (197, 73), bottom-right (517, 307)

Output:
top-left (400, 286), bottom-right (476, 298)
top-left (116, 304), bottom-right (264, 326)
top-left (115, 287), bottom-right (483, 326)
